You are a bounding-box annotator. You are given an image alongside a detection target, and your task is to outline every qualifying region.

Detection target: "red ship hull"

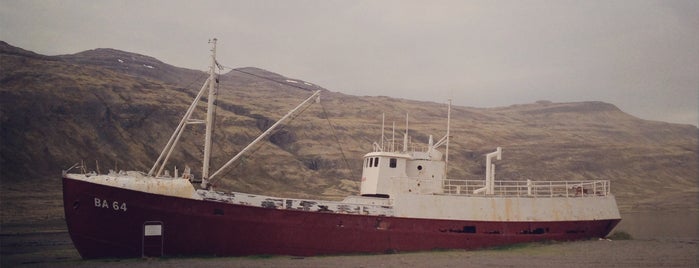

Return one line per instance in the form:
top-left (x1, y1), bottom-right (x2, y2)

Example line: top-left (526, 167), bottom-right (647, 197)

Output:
top-left (63, 177), bottom-right (620, 259)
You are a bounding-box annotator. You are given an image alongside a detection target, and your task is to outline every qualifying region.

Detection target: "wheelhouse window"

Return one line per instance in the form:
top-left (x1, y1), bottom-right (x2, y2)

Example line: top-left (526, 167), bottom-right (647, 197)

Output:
top-left (389, 158), bottom-right (397, 168)
top-left (366, 157), bottom-right (381, 168)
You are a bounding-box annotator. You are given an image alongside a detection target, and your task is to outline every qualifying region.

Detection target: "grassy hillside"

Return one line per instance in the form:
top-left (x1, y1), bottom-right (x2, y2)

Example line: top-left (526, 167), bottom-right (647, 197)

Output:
top-left (1, 41), bottom-right (697, 218)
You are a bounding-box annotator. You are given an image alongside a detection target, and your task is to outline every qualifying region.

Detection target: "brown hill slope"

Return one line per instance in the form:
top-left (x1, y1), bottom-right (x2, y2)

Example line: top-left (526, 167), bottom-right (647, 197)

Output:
top-left (56, 48), bottom-right (203, 87)
top-left (0, 41), bottom-right (697, 213)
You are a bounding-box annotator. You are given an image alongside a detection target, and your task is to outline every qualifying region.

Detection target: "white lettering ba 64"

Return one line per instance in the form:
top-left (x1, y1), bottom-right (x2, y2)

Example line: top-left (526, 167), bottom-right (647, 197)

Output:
top-left (94, 197), bottom-right (127, 212)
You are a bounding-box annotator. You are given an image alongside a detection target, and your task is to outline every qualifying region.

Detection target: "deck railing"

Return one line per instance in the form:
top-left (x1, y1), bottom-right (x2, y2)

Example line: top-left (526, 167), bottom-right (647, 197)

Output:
top-left (373, 138), bottom-right (429, 153)
top-left (442, 179), bottom-right (610, 198)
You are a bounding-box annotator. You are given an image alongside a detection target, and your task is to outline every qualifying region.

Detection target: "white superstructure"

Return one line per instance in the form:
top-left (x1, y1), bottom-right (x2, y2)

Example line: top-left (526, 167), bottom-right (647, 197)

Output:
top-left (355, 107), bottom-right (619, 222)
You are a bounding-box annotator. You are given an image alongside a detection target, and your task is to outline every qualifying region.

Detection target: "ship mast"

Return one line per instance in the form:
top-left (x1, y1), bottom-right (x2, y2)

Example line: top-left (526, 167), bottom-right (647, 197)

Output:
top-left (148, 38), bottom-right (219, 178)
top-left (149, 38), bottom-right (320, 188)
top-left (202, 38), bottom-right (218, 180)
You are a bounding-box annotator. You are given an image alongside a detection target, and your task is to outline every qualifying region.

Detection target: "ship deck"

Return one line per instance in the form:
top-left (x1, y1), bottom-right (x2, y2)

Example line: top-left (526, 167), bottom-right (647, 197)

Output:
top-left (197, 178), bottom-right (612, 218)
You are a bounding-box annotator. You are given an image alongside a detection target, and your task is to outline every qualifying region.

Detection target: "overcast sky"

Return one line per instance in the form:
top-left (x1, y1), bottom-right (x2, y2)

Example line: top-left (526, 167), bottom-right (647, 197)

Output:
top-left (2, 0), bottom-right (698, 126)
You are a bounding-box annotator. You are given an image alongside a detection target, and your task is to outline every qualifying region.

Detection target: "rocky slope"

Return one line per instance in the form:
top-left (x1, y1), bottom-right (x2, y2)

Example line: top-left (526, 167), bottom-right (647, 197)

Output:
top-left (1, 41), bottom-right (697, 212)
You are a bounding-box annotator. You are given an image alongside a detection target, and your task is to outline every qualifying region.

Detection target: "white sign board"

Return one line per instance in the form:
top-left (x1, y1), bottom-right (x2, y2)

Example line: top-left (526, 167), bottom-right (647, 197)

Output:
top-left (144, 224), bottom-right (162, 236)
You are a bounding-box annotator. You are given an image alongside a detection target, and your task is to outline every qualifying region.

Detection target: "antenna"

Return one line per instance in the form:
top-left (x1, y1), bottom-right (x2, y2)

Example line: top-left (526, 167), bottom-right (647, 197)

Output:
top-left (432, 100), bottom-right (452, 180)
top-left (445, 99), bottom-right (451, 180)
top-left (381, 113), bottom-right (385, 151)
top-left (403, 113), bottom-right (409, 152)
top-left (391, 121), bottom-right (396, 152)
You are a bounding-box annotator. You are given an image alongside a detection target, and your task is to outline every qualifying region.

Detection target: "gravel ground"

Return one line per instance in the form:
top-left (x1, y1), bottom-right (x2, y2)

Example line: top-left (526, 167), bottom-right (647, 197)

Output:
top-left (2, 231), bottom-right (697, 268)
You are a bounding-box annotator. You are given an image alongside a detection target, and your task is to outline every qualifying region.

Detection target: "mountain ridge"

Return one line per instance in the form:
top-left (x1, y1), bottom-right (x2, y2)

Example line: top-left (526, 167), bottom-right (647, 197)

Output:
top-left (1, 40), bottom-right (696, 213)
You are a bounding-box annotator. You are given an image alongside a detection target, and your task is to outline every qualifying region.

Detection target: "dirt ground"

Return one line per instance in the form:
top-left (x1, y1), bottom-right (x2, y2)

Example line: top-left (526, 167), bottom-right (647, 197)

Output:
top-left (1, 231), bottom-right (697, 268)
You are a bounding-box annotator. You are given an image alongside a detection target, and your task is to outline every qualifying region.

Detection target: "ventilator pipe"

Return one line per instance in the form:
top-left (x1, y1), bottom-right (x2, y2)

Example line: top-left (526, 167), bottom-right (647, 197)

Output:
top-left (474, 147), bottom-right (502, 195)
top-left (485, 147), bottom-right (502, 195)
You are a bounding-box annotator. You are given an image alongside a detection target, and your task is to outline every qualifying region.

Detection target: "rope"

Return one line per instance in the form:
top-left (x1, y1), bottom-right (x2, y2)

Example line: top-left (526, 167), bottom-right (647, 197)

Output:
top-left (320, 102), bottom-right (356, 180)
top-left (181, 72), bottom-right (207, 92)
top-left (219, 65), bottom-right (317, 92)
top-left (209, 67), bottom-right (220, 161)
top-left (209, 64), bottom-right (356, 184)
